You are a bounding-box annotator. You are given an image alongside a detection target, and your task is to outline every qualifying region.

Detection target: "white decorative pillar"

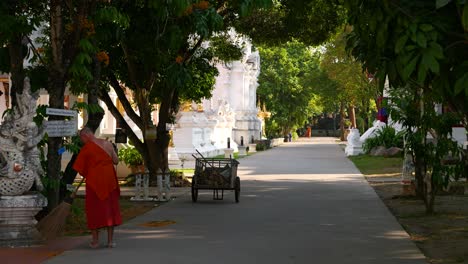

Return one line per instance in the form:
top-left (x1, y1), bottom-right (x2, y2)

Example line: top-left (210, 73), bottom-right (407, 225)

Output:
top-left (345, 128), bottom-right (364, 156)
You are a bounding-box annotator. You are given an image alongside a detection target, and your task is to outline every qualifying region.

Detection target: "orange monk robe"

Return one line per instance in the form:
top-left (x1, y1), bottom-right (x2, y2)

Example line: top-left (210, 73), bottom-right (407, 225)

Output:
top-left (73, 141), bottom-right (122, 229)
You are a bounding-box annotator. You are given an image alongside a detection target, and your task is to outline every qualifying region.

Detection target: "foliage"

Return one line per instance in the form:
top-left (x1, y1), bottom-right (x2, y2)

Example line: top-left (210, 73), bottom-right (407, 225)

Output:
top-left (343, 0), bottom-right (468, 129)
top-left (355, 116), bottom-right (365, 134)
top-left (389, 85), bottom-right (465, 214)
top-left (89, 0), bottom-right (276, 177)
top-left (343, 119), bottom-right (352, 128)
top-left (343, 0), bottom-right (467, 213)
top-left (255, 140), bottom-right (271, 151)
top-left (318, 31), bottom-right (378, 134)
top-left (257, 40), bottom-right (322, 136)
top-left (0, 1), bottom-right (119, 209)
top-left (118, 144), bottom-right (144, 167)
top-left (362, 126), bottom-right (404, 154)
top-left (320, 32), bottom-right (376, 104)
top-left (235, 0), bottom-right (345, 46)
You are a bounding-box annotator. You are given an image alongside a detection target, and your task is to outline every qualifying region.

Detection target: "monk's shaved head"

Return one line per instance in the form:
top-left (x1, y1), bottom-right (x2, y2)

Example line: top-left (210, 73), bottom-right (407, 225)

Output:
top-left (79, 127), bottom-right (95, 143)
top-left (79, 127), bottom-right (93, 135)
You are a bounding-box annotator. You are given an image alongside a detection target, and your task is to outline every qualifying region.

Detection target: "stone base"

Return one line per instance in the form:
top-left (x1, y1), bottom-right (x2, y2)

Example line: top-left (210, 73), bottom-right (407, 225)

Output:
top-left (224, 148), bottom-right (234, 158)
top-left (238, 146), bottom-right (247, 156)
top-left (248, 144), bottom-right (257, 153)
top-left (130, 197), bottom-right (155, 201)
top-left (0, 193), bottom-right (47, 247)
top-left (345, 146), bottom-right (363, 156)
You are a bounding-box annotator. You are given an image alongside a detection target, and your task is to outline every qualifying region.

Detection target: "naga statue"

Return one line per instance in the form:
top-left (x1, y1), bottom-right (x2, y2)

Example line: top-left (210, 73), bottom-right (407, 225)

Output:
top-left (0, 77), bottom-right (44, 195)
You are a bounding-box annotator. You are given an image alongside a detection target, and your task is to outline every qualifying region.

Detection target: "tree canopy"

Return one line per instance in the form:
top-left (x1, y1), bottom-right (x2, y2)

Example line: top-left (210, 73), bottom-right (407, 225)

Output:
top-left (236, 0), bottom-right (345, 46)
top-left (343, 0), bottom-right (468, 213)
top-left (344, 0), bottom-right (467, 127)
top-left (319, 32), bottom-right (378, 133)
top-left (257, 40), bottom-right (323, 137)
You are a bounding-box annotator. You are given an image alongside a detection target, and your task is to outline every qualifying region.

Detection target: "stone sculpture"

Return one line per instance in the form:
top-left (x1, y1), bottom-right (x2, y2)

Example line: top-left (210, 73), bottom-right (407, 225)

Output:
top-left (0, 77), bottom-right (44, 196)
top-left (345, 128), bottom-right (364, 156)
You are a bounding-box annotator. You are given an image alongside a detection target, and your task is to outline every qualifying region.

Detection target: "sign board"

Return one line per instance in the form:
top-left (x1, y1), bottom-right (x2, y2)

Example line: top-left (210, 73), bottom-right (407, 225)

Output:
top-left (45, 108), bottom-right (78, 137)
top-left (44, 120), bottom-right (78, 137)
top-left (46, 108), bottom-right (77, 117)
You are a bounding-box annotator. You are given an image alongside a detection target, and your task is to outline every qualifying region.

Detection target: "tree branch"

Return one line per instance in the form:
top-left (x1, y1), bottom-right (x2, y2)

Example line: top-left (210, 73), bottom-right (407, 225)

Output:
top-left (121, 41), bottom-right (141, 90)
top-left (26, 36), bottom-right (46, 66)
top-left (107, 72), bottom-right (144, 130)
top-left (98, 88), bottom-right (146, 152)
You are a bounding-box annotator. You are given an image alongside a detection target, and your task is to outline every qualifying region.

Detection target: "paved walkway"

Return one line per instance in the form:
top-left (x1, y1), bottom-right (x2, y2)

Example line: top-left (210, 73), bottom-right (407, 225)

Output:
top-left (7, 138), bottom-right (427, 263)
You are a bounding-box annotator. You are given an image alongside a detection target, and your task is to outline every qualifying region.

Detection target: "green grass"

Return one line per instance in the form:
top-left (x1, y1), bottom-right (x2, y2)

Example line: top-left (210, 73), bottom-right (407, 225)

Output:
top-left (213, 152), bottom-right (253, 159)
top-left (172, 168), bottom-right (195, 174)
top-left (348, 155), bottom-right (403, 175)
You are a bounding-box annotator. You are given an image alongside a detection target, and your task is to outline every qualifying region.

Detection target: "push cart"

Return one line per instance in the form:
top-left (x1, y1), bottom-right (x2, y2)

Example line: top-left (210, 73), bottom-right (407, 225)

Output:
top-left (191, 151), bottom-right (240, 203)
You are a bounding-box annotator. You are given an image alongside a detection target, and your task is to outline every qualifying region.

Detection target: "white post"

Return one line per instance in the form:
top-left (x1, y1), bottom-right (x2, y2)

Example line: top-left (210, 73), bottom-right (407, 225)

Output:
top-left (143, 173), bottom-right (150, 200)
top-left (156, 168), bottom-right (164, 201)
top-left (131, 174), bottom-right (142, 201)
top-left (164, 168), bottom-right (171, 200)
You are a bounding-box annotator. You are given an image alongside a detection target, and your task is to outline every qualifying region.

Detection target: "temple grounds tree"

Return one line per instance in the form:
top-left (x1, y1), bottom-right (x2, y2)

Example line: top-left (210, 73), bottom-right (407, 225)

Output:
top-left (257, 40), bottom-right (324, 138)
top-left (319, 32), bottom-right (378, 139)
top-left (92, 0), bottom-right (271, 177)
top-left (343, 0), bottom-right (467, 213)
top-left (0, 1), bottom-right (122, 209)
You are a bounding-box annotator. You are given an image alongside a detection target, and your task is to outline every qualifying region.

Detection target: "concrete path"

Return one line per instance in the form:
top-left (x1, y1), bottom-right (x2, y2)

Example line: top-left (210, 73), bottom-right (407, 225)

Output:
top-left (46, 138), bottom-right (426, 264)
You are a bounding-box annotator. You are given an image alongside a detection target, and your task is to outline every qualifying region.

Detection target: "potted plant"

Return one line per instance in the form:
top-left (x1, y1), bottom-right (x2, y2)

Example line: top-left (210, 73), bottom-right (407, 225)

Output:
top-left (118, 145), bottom-right (145, 174)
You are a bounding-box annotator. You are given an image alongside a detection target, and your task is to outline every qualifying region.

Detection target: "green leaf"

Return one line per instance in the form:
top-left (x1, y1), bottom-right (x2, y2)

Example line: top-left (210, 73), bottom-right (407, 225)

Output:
top-left (463, 3), bottom-right (468, 31)
top-left (454, 72), bottom-right (468, 95)
top-left (409, 23), bottom-right (417, 34)
top-left (419, 24), bottom-right (433, 32)
top-left (416, 32), bottom-right (427, 48)
top-left (417, 62), bottom-right (428, 83)
top-left (405, 45), bottom-right (417, 52)
top-left (402, 55), bottom-right (420, 80)
top-left (376, 27), bottom-right (386, 47)
top-left (395, 35), bottom-right (408, 54)
top-left (428, 42), bottom-right (444, 59)
top-left (436, 0), bottom-right (452, 9)
top-left (421, 52), bottom-right (439, 74)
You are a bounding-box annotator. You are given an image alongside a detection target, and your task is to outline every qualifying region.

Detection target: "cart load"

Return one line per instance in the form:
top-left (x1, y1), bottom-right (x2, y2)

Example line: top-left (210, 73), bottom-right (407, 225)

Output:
top-left (191, 151), bottom-right (240, 203)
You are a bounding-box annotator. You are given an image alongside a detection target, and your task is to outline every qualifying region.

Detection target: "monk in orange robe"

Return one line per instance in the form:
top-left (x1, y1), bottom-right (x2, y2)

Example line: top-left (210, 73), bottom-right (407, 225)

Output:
top-left (73, 127), bottom-right (122, 248)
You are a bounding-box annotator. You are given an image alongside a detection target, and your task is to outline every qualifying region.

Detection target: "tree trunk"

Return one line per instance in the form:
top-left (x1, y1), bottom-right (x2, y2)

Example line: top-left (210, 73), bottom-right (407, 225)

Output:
top-left (46, 76), bottom-right (66, 210)
top-left (155, 89), bottom-right (175, 172)
top-left (8, 34), bottom-right (25, 108)
top-left (424, 179), bottom-right (436, 215)
top-left (339, 101), bottom-right (345, 141)
top-left (348, 105), bottom-right (356, 129)
top-left (46, 1), bottom-right (66, 210)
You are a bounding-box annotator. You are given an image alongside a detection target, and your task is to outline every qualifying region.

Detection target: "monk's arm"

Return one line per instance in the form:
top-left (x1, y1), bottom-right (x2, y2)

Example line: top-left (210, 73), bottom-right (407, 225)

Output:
top-left (111, 147), bottom-right (119, 165)
top-left (106, 141), bottom-right (119, 165)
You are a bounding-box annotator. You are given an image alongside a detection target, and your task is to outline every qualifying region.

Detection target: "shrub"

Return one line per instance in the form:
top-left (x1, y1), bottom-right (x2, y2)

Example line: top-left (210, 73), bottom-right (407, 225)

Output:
top-left (255, 139), bottom-right (271, 151)
top-left (118, 145), bottom-right (144, 167)
top-left (363, 125), bottom-right (404, 153)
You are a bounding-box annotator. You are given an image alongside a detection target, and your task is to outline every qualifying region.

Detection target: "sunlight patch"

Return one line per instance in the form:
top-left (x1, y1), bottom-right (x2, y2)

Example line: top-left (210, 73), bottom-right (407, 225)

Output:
top-left (138, 220), bottom-right (176, 228)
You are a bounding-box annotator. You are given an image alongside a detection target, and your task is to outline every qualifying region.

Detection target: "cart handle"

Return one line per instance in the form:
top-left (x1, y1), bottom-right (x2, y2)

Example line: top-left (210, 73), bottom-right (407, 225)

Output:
top-left (195, 149), bottom-right (218, 169)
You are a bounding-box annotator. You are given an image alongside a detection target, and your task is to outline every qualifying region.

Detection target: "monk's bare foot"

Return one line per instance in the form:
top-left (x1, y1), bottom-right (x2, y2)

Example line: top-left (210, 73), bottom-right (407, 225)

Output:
top-left (107, 242), bottom-right (116, 248)
top-left (89, 241), bottom-right (99, 249)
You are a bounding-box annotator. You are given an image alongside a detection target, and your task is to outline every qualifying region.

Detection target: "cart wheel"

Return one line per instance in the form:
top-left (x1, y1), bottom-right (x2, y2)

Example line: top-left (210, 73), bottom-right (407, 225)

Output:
top-left (191, 177), bottom-right (198, 202)
top-left (234, 177), bottom-right (240, 203)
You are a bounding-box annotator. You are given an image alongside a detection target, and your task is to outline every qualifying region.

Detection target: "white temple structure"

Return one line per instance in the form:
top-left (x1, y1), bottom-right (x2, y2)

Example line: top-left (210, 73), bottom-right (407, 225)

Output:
top-left (172, 39), bottom-right (262, 159)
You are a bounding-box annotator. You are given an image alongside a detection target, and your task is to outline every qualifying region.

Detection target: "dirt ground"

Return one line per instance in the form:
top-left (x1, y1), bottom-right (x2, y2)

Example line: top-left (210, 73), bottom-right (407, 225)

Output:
top-left (367, 176), bottom-right (468, 264)
top-left (64, 197), bottom-right (156, 236)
